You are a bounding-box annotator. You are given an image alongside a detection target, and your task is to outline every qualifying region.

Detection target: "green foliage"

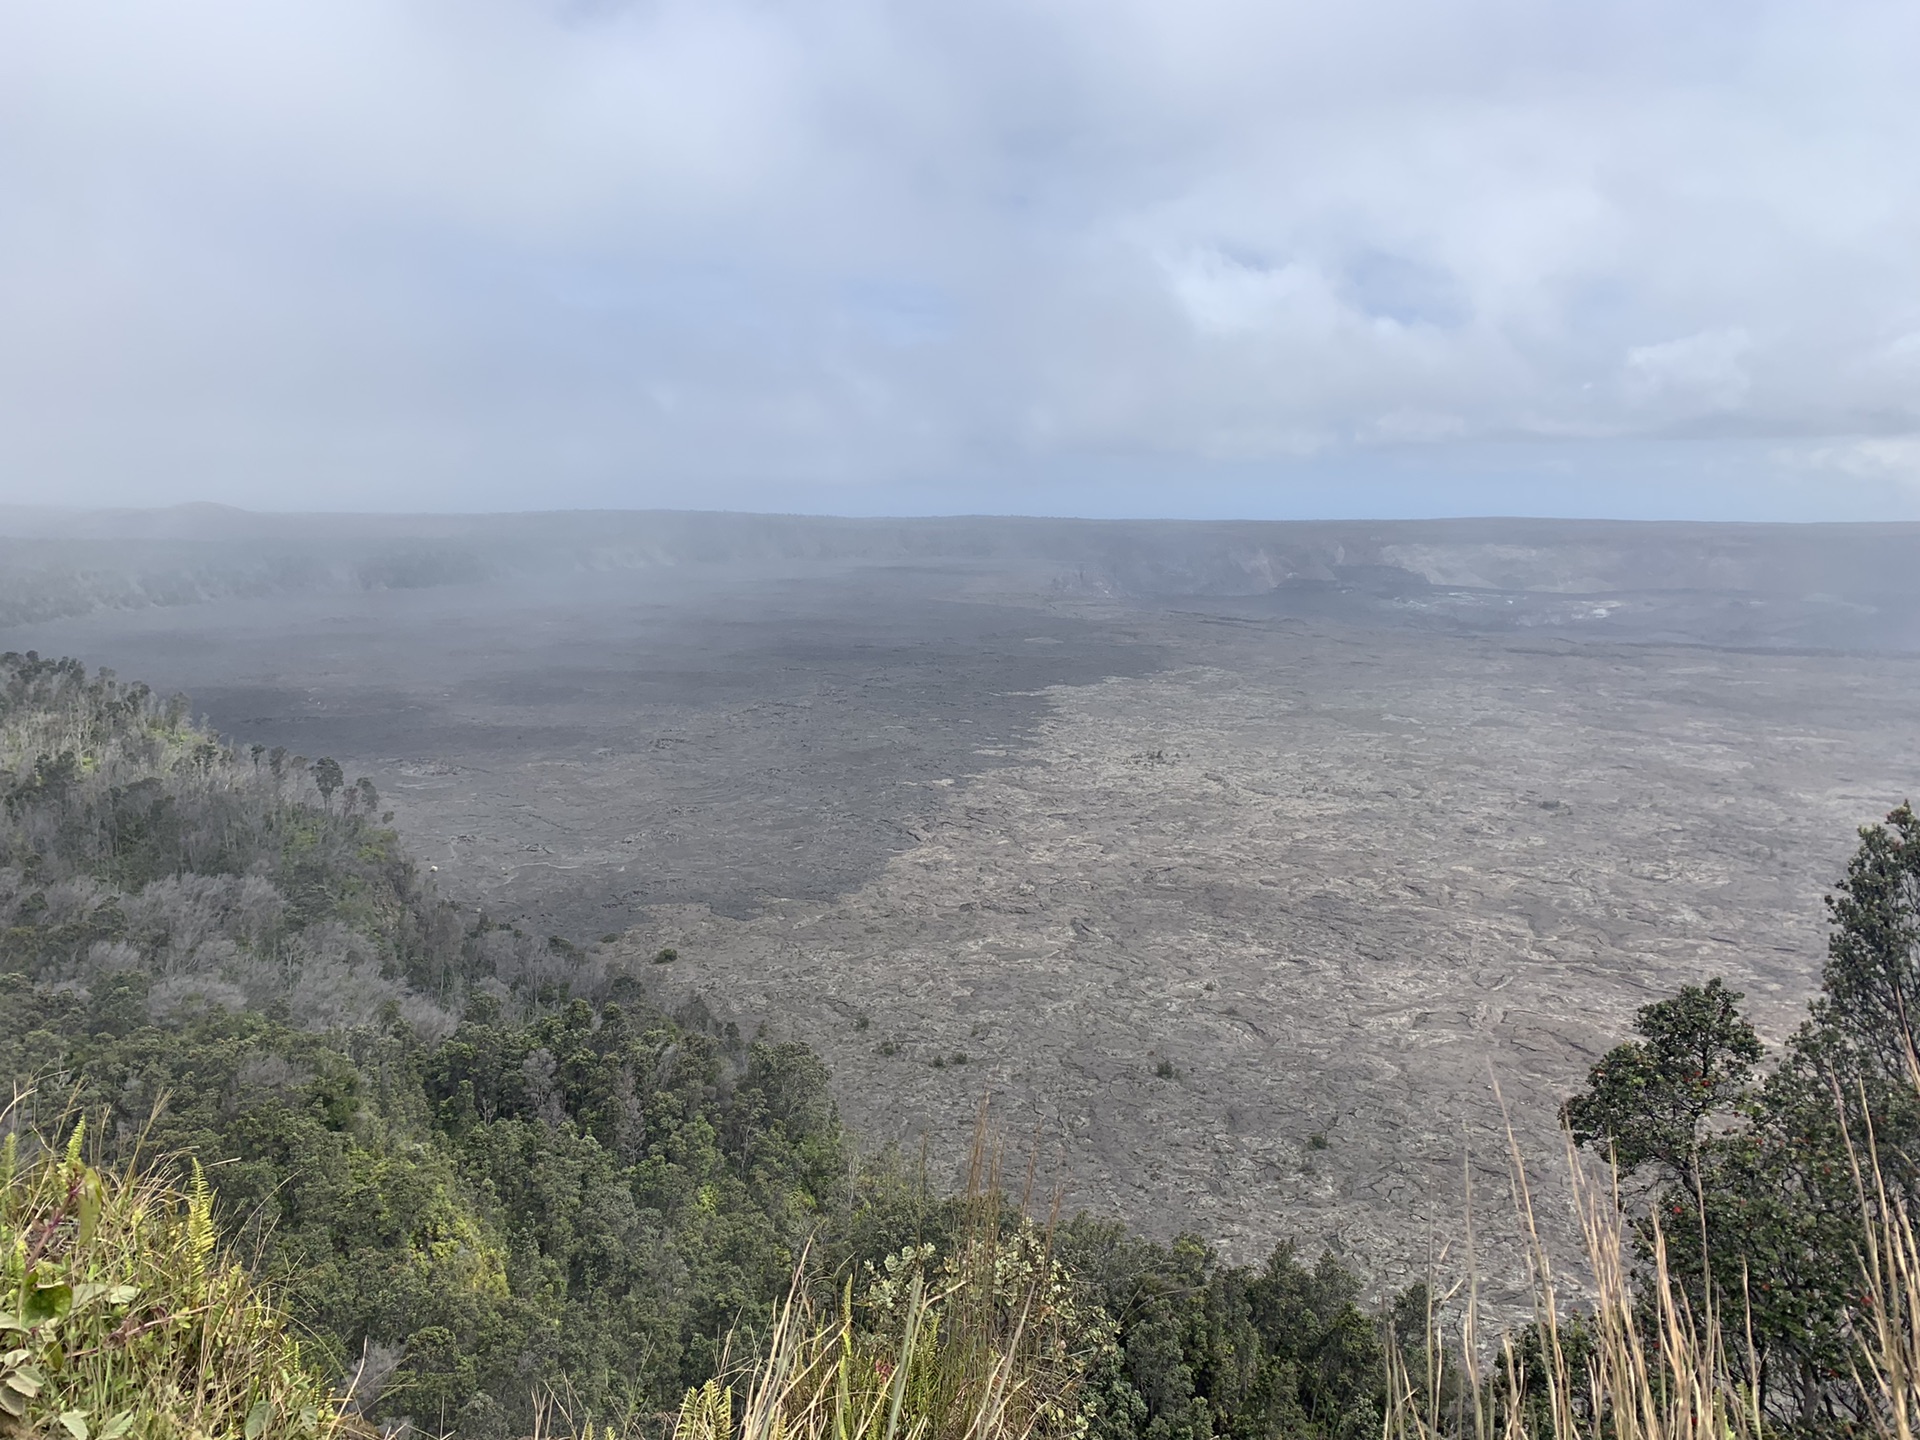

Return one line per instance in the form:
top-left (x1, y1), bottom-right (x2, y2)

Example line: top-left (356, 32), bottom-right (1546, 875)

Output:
top-left (680, 1227), bottom-right (1084, 1440)
top-left (1810, 800), bottom-right (1920, 1081)
top-left (1564, 802), bottom-right (1920, 1427)
top-left (0, 1122), bottom-right (345, 1440)
top-left (1560, 978), bottom-right (1761, 1175)
top-left (0, 656), bottom-right (859, 1433)
top-left (1057, 1224), bottom-right (1394, 1440)
top-left (7, 988), bottom-right (859, 1435)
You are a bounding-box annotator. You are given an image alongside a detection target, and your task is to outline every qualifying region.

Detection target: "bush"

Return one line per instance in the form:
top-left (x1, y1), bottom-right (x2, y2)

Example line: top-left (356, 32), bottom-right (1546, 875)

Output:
top-left (0, 1119), bottom-right (346, 1440)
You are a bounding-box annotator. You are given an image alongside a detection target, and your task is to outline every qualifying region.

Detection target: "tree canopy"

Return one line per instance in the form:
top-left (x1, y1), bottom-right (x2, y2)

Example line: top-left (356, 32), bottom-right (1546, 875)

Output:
top-left (1564, 802), bottom-right (1920, 1427)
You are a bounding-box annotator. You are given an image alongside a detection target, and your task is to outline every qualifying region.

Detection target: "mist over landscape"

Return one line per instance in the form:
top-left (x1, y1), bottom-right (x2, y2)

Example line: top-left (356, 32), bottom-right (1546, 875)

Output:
top-left (8, 0), bottom-right (1920, 1434)
top-left (7, 504), bottom-right (1920, 1287)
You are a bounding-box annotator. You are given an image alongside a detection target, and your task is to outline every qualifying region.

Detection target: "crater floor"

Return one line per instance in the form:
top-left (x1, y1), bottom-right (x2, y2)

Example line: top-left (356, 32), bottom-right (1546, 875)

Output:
top-left (626, 611), bottom-right (1919, 1294)
top-left (9, 525), bottom-right (1918, 1298)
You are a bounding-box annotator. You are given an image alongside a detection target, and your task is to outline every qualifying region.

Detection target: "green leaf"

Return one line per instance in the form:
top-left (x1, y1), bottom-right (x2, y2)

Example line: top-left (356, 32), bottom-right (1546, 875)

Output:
top-left (246, 1399), bottom-right (273, 1439)
top-left (69, 1282), bottom-right (137, 1312)
top-left (98, 1412), bottom-right (134, 1440)
top-left (59, 1409), bottom-right (90, 1440)
top-left (24, 1283), bottom-right (73, 1327)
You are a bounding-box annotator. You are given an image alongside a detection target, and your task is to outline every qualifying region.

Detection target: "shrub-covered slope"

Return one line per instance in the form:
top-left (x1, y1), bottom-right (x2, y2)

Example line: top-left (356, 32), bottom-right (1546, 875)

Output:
top-left (0, 652), bottom-right (1402, 1440)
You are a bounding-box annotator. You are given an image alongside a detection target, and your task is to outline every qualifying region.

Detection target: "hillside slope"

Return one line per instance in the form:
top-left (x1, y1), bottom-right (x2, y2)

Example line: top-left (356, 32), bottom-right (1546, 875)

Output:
top-left (0, 651), bottom-right (1404, 1440)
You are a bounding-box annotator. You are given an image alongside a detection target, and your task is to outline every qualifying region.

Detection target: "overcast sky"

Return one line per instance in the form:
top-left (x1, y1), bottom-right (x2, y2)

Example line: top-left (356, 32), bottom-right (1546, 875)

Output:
top-left (3, 0), bottom-right (1918, 519)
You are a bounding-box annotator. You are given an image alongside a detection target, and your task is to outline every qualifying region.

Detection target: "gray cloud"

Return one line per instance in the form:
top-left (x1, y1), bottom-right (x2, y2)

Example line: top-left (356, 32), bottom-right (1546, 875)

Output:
top-left (2, 0), bottom-right (1917, 516)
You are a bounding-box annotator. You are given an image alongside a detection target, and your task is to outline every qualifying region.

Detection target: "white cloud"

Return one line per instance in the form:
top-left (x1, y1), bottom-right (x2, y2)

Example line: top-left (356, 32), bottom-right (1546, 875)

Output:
top-left (1800, 438), bottom-right (1920, 489)
top-left (1167, 252), bottom-right (1326, 337)
top-left (0, 0), bottom-right (1917, 514)
top-left (1624, 329), bottom-right (1754, 414)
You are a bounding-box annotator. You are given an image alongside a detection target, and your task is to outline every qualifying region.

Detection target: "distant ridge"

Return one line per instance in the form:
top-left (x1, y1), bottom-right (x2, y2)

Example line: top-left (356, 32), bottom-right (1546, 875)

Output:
top-left (4, 503), bottom-right (1920, 586)
top-left (2, 505), bottom-right (1919, 649)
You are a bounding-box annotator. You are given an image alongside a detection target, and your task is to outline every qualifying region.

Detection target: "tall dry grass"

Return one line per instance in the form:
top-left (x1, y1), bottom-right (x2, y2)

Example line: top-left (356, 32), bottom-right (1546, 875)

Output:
top-left (669, 1115), bottom-right (1100, 1440)
top-left (1380, 1128), bottom-right (1771, 1440)
top-left (675, 1095), bottom-right (1920, 1440)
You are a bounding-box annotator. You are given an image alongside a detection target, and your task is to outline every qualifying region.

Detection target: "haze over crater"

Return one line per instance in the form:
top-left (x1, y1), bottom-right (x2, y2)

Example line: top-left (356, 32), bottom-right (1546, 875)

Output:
top-left (6, 507), bottom-right (1917, 1298)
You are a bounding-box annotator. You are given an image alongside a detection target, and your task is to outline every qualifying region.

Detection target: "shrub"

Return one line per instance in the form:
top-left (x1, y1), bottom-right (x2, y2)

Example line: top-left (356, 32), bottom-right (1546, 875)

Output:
top-left (0, 1119), bottom-right (346, 1440)
top-left (677, 1173), bottom-right (1104, 1440)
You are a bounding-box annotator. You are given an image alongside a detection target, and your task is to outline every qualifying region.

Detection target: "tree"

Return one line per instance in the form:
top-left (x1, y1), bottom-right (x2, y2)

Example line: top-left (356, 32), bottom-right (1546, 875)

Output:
top-left (1808, 800), bottom-right (1920, 1085)
top-left (310, 756), bottom-right (343, 807)
top-left (1561, 978), bottom-right (1761, 1180)
top-left (1563, 805), bottom-right (1920, 1427)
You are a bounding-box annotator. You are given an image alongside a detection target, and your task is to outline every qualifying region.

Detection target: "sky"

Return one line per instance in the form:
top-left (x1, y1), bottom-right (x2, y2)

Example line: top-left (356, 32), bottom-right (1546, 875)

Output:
top-left (3, 0), bottom-right (1919, 520)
